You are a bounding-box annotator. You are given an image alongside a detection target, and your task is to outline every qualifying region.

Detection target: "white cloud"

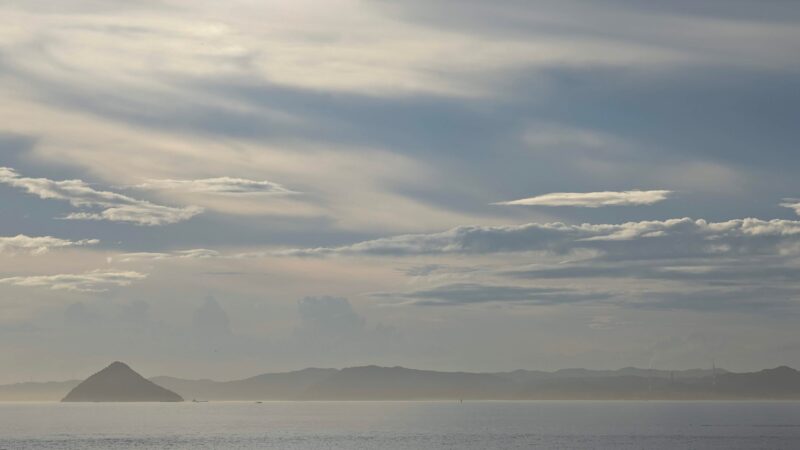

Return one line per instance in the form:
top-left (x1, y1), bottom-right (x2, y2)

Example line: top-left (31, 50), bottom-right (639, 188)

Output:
top-left (0, 167), bottom-right (202, 226)
top-left (132, 177), bottom-right (296, 195)
top-left (283, 217), bottom-right (800, 259)
top-left (781, 199), bottom-right (800, 216)
top-left (62, 206), bottom-right (202, 226)
top-left (1, 0), bottom-right (797, 105)
top-left (0, 234), bottom-right (98, 255)
top-left (112, 249), bottom-right (221, 262)
top-left (494, 190), bottom-right (672, 207)
top-left (0, 270), bottom-right (147, 292)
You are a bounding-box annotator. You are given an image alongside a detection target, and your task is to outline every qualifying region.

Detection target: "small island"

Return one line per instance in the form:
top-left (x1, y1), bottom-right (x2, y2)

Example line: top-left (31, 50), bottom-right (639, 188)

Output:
top-left (62, 361), bottom-right (183, 402)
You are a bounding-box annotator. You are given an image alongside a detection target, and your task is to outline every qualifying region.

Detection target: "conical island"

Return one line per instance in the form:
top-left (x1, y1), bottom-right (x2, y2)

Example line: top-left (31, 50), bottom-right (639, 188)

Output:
top-left (62, 361), bottom-right (183, 402)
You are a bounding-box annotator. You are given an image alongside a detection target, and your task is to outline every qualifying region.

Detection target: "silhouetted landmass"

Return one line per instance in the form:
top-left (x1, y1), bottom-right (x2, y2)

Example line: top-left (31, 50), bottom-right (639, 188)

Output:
top-left (716, 366), bottom-right (800, 397)
top-left (61, 361), bottom-right (183, 402)
top-left (4, 364), bottom-right (800, 401)
top-left (300, 366), bottom-right (514, 400)
top-left (152, 368), bottom-right (337, 401)
top-left (136, 365), bottom-right (800, 401)
top-left (493, 367), bottom-right (722, 385)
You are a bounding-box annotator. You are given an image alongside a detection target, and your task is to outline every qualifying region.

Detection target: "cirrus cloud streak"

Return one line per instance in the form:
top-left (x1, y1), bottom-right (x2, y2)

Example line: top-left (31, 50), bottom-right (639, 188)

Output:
top-left (494, 190), bottom-right (672, 207)
top-left (111, 249), bottom-right (221, 262)
top-left (0, 167), bottom-right (202, 226)
top-left (0, 270), bottom-right (147, 292)
top-left (375, 282), bottom-right (613, 307)
top-left (131, 177), bottom-right (296, 195)
top-left (0, 234), bottom-right (98, 255)
top-left (283, 217), bottom-right (800, 260)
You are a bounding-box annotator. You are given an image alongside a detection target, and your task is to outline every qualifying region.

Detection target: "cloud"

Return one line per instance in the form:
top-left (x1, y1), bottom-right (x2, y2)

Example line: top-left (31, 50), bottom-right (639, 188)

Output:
top-left (296, 296), bottom-right (366, 338)
top-left (628, 287), bottom-right (799, 313)
top-left (494, 190), bottom-right (672, 207)
top-left (131, 177), bottom-right (296, 195)
top-left (0, 0), bottom-right (798, 379)
top-left (402, 264), bottom-right (450, 277)
top-left (506, 260), bottom-right (800, 285)
top-left (192, 296), bottom-right (232, 338)
top-left (781, 199), bottom-right (800, 216)
top-left (111, 249), bottom-right (221, 262)
top-left (62, 207), bottom-right (201, 226)
top-left (0, 167), bottom-right (202, 226)
top-left (2, 1), bottom-right (795, 237)
top-left (282, 217), bottom-right (800, 259)
top-left (0, 270), bottom-right (147, 292)
top-left (379, 0), bottom-right (800, 72)
top-left (0, 234), bottom-right (98, 255)
top-left (63, 302), bottom-right (97, 327)
top-left (291, 295), bottom-right (399, 362)
top-left (375, 277), bottom-right (800, 311)
top-left (376, 282), bottom-right (612, 306)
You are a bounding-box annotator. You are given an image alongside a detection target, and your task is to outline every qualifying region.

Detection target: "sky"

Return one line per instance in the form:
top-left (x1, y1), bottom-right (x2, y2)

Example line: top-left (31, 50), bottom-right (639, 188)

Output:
top-left (1, 0), bottom-right (799, 383)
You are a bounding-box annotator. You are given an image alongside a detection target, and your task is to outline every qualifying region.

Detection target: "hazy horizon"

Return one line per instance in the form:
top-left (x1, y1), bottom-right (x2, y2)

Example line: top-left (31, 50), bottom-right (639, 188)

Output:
top-left (0, 360), bottom-right (749, 385)
top-left (2, 0), bottom-right (800, 387)
top-left (6, 360), bottom-right (800, 403)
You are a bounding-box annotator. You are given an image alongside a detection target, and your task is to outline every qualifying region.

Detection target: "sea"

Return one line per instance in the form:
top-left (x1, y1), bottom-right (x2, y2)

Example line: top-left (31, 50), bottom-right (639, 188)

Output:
top-left (1, 401), bottom-right (799, 449)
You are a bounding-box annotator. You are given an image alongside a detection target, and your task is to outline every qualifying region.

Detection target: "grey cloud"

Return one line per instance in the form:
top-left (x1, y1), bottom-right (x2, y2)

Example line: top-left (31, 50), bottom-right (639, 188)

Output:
top-left (400, 263), bottom-right (485, 278)
top-left (0, 270), bottom-right (147, 292)
top-left (37, 297), bottom-right (270, 380)
top-left (291, 296), bottom-right (401, 365)
top-left (115, 300), bottom-right (151, 330)
top-left (0, 234), bottom-right (98, 255)
top-left (296, 296), bottom-right (366, 339)
top-left (494, 190), bottom-right (671, 207)
top-left (0, 167), bottom-right (202, 226)
top-left (375, 0), bottom-right (800, 70)
top-left (628, 287), bottom-right (800, 313)
top-left (378, 282), bottom-right (612, 307)
top-left (378, 280), bottom-right (800, 312)
top-left (283, 217), bottom-right (800, 259)
top-left (402, 264), bottom-right (449, 277)
top-left (63, 302), bottom-right (97, 327)
top-left (506, 260), bottom-right (800, 285)
top-left (131, 177), bottom-right (296, 195)
top-left (192, 296), bottom-right (232, 338)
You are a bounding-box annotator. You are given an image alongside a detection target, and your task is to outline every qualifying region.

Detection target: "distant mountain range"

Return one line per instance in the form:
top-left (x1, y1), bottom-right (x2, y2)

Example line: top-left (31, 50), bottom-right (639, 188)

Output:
top-left (3, 365), bottom-right (800, 401)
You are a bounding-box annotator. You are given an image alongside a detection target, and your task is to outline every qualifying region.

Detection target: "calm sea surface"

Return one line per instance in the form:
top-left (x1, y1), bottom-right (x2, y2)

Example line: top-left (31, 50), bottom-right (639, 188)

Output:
top-left (1, 401), bottom-right (799, 449)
